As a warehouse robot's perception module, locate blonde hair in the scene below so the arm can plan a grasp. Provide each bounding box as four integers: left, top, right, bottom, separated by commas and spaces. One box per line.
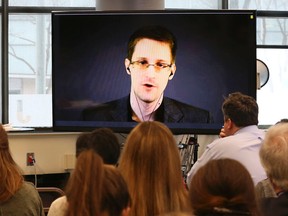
260, 122, 288, 191
118, 121, 190, 216
0, 125, 23, 202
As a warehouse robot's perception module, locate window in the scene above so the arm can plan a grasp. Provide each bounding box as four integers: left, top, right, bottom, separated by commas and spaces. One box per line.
229, 0, 288, 124
6, 2, 95, 127
257, 48, 288, 125
229, 0, 288, 10
9, 14, 51, 127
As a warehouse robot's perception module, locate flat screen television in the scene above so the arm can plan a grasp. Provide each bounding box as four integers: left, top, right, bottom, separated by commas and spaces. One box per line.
52, 10, 257, 134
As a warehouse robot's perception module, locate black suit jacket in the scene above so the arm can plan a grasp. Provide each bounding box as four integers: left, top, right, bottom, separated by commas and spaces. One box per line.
82, 95, 212, 123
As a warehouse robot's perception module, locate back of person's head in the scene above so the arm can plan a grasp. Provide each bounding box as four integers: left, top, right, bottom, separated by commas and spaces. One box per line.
126, 25, 177, 63
189, 158, 260, 216
259, 122, 288, 191
75, 132, 91, 157
0, 124, 23, 202
66, 149, 130, 216
222, 92, 258, 127
102, 165, 131, 216
118, 121, 189, 216
276, 118, 288, 124
76, 128, 120, 165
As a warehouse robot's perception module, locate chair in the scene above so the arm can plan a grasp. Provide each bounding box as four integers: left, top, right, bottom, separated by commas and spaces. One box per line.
37, 187, 65, 215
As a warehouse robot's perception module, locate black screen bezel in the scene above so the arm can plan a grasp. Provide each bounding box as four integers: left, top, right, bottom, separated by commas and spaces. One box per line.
52, 9, 257, 134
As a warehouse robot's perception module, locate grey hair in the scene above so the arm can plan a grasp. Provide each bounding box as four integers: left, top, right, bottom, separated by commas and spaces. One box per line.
260, 122, 288, 191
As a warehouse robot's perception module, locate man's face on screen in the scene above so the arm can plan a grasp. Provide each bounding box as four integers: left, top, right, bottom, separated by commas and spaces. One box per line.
125, 38, 176, 104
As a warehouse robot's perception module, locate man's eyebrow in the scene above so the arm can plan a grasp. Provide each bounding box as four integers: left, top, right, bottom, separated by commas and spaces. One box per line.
157, 59, 170, 62
133, 57, 170, 63
133, 57, 147, 61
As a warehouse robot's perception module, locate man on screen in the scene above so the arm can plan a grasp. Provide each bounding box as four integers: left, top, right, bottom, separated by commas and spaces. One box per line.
83, 25, 212, 123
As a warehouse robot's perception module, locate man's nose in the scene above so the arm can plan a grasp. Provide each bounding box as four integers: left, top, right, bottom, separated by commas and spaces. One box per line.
145, 65, 157, 77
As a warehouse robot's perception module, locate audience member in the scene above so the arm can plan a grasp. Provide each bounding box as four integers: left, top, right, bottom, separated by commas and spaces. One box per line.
186, 92, 267, 186
258, 121, 288, 216
48, 128, 122, 215
0, 124, 45, 216
275, 118, 288, 124
48, 150, 130, 216
118, 121, 191, 216
189, 158, 261, 216
255, 178, 276, 199
76, 127, 121, 165
255, 118, 288, 199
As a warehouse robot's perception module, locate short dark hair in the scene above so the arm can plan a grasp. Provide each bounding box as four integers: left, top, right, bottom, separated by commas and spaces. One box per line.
276, 118, 288, 124
76, 128, 120, 165
222, 92, 258, 127
126, 25, 177, 63
75, 132, 91, 157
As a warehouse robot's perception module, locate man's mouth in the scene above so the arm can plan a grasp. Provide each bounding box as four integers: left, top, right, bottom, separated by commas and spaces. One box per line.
144, 83, 153, 87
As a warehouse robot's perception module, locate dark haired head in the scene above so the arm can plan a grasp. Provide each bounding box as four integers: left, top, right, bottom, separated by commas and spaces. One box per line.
76, 128, 120, 165
222, 92, 258, 127
75, 132, 91, 157
276, 118, 288, 124
126, 25, 177, 63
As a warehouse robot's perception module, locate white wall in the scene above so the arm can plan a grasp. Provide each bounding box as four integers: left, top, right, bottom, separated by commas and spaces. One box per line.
8, 132, 217, 175
9, 132, 78, 175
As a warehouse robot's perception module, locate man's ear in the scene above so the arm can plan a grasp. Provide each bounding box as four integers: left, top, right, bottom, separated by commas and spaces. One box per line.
125, 58, 131, 75
168, 64, 176, 80
226, 118, 233, 129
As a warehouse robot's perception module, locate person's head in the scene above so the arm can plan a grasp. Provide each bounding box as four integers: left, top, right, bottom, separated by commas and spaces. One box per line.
118, 121, 189, 216
189, 158, 260, 216
66, 149, 131, 216
222, 92, 258, 135
259, 122, 288, 192
0, 124, 23, 202
276, 118, 288, 124
126, 25, 177, 63
76, 128, 120, 165
75, 132, 91, 157
125, 25, 177, 104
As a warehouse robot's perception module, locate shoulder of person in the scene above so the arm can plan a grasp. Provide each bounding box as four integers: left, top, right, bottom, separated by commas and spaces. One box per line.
50, 196, 67, 209
48, 196, 68, 216
207, 135, 238, 149
22, 181, 38, 191
21, 182, 45, 201
163, 97, 209, 113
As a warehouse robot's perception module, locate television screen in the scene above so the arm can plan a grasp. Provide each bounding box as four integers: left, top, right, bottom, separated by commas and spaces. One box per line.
52, 10, 257, 134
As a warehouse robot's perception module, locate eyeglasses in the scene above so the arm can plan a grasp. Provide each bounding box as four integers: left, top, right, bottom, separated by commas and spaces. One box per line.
129, 60, 172, 72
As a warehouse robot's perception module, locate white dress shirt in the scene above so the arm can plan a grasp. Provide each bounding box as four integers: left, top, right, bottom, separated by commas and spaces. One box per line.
186, 125, 267, 187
